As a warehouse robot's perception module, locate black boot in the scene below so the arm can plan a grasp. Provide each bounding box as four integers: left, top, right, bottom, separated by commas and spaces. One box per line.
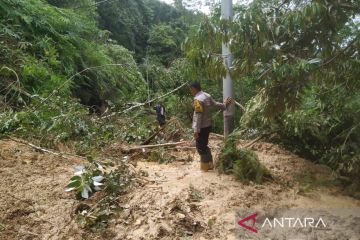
200, 152, 213, 171
206, 150, 214, 170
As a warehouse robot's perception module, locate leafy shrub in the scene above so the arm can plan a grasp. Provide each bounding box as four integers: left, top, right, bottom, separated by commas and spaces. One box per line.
218, 135, 270, 184
66, 158, 105, 199
232, 149, 270, 184
67, 157, 136, 230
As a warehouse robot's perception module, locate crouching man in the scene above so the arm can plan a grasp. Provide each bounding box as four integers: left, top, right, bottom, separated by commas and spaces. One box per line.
190, 82, 232, 171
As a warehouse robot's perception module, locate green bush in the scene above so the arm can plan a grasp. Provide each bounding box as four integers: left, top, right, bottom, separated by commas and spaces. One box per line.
218, 136, 270, 184
232, 149, 270, 184
240, 85, 360, 180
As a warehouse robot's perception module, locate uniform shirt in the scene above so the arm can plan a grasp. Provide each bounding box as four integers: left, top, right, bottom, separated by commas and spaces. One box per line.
154, 104, 166, 126
154, 104, 165, 118
192, 91, 226, 133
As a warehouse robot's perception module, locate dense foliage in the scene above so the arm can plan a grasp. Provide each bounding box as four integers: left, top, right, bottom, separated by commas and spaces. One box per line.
185, 0, 360, 180
0, 0, 147, 109
96, 0, 202, 62
0, 0, 200, 146
0, 0, 359, 193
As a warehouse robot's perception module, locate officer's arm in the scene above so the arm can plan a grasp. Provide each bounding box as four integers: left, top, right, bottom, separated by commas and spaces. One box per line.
210, 97, 227, 111
193, 100, 203, 133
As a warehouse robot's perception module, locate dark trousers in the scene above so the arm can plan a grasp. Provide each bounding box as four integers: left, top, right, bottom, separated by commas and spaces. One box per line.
157, 116, 166, 126
196, 126, 212, 155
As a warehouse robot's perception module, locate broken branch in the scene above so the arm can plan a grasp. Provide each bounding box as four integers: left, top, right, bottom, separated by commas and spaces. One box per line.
234, 100, 246, 111
124, 141, 189, 153
6, 137, 85, 160
242, 136, 263, 149
102, 82, 188, 119
210, 132, 224, 138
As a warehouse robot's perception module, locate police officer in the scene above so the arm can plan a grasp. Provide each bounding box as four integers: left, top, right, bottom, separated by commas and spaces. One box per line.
154, 102, 166, 126
190, 82, 232, 171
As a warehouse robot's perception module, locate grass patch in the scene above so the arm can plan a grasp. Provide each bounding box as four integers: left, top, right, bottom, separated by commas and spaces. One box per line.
148, 148, 176, 164
189, 184, 203, 202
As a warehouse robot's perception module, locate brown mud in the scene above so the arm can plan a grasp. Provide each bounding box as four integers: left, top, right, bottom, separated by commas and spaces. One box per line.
0, 137, 359, 239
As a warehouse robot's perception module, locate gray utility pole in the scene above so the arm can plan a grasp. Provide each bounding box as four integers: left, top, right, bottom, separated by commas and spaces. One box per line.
221, 0, 235, 138
144, 56, 150, 101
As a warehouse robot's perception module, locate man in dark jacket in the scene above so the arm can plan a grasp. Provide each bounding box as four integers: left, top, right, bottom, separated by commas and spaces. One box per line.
154, 102, 166, 126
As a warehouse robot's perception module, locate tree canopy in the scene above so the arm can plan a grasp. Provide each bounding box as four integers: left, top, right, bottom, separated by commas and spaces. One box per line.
185, 0, 360, 176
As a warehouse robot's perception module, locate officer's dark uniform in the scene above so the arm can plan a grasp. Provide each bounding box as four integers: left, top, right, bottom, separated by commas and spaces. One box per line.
154, 104, 166, 126
192, 91, 226, 168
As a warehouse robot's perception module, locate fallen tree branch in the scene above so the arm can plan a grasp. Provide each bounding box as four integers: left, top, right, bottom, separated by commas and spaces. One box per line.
242, 136, 263, 149
141, 126, 166, 145
210, 132, 224, 138
234, 100, 246, 111
170, 146, 196, 150
140, 117, 178, 145
122, 81, 188, 111
319, 35, 359, 68
124, 141, 189, 153
102, 82, 188, 119
5, 137, 85, 160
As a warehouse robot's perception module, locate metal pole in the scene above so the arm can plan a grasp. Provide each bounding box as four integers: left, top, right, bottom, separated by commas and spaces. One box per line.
145, 56, 150, 101
221, 0, 235, 138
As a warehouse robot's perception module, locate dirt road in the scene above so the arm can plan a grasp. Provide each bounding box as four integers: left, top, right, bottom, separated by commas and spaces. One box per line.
0, 137, 359, 239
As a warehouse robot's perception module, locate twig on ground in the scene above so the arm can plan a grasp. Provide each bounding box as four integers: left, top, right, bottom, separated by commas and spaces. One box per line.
242, 136, 263, 148
210, 132, 224, 138
171, 146, 196, 150
124, 141, 189, 153
141, 126, 166, 145
5, 137, 86, 160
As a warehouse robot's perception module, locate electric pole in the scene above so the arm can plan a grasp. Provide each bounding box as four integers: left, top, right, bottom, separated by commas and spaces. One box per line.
221, 0, 235, 138
144, 56, 150, 102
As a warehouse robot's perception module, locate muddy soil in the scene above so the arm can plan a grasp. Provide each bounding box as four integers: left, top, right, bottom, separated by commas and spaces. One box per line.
0, 137, 359, 240
0, 139, 83, 239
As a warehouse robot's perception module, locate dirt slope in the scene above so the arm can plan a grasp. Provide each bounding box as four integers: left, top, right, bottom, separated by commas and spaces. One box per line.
0, 137, 359, 240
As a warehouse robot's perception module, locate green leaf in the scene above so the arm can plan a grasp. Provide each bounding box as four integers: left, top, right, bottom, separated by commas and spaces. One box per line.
67, 179, 81, 188
70, 175, 81, 181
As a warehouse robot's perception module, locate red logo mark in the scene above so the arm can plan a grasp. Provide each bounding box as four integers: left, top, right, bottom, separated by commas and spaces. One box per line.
237, 213, 258, 233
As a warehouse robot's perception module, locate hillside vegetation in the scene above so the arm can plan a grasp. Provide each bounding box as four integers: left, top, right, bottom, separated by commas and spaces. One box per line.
0, 0, 360, 238
0, 0, 360, 184
185, 0, 360, 181
0, 0, 359, 212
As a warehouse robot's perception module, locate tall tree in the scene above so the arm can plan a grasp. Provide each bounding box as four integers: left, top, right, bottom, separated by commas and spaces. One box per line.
97, 0, 152, 60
